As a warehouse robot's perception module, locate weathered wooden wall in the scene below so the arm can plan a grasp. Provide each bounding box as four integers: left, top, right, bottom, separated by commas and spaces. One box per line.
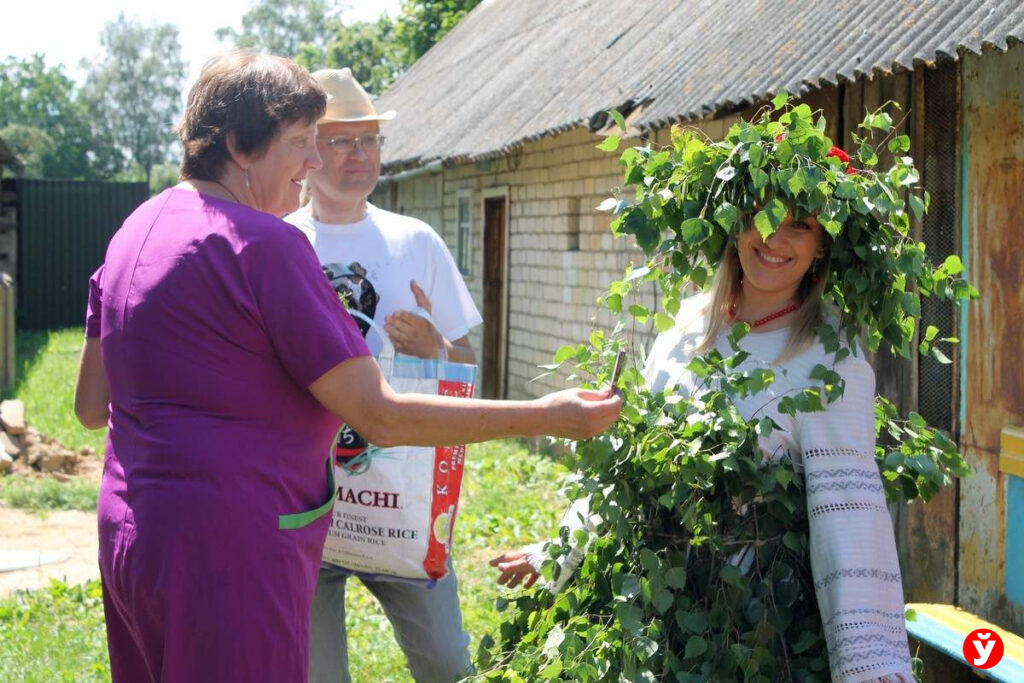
849, 63, 964, 606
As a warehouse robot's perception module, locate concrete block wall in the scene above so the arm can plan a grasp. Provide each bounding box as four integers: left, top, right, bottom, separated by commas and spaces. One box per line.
392, 172, 444, 237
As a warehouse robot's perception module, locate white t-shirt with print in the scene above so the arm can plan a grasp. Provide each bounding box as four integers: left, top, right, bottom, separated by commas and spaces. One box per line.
285, 203, 482, 356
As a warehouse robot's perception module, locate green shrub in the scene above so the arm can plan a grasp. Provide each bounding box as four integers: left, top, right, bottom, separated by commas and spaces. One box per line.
4, 328, 107, 456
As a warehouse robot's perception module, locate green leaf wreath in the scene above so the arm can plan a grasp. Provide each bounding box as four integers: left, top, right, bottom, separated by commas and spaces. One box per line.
477, 95, 976, 682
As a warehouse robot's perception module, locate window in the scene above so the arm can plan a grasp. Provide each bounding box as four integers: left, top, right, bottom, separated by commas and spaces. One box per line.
456, 193, 472, 275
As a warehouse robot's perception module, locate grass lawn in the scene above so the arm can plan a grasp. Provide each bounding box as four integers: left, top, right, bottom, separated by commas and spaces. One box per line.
2, 327, 108, 455
0, 475, 98, 512
0, 580, 111, 682
344, 439, 569, 680
0, 439, 568, 681
0, 328, 105, 512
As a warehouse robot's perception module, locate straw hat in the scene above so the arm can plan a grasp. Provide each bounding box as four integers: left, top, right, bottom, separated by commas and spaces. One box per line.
312, 68, 396, 123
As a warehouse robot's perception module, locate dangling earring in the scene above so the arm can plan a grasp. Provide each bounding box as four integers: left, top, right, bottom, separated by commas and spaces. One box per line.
244, 167, 252, 189
810, 259, 820, 283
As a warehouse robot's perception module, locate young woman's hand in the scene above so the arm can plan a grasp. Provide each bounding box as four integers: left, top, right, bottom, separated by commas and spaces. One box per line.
489, 549, 541, 589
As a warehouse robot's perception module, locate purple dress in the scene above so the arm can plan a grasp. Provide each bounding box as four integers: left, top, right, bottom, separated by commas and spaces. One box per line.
86, 188, 369, 682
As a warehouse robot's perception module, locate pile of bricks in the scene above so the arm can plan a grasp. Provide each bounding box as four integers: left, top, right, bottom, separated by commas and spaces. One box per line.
0, 399, 96, 479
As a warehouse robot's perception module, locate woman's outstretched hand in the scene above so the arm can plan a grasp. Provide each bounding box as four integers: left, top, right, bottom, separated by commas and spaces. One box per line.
535, 388, 622, 440
489, 550, 541, 589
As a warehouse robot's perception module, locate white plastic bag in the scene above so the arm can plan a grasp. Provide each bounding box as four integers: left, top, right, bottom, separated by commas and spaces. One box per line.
320, 311, 477, 583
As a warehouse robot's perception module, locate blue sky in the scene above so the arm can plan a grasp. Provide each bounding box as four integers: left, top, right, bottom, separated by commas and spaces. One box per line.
1, 0, 401, 87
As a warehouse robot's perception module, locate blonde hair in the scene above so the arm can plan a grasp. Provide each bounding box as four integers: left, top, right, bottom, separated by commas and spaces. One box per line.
696, 238, 831, 364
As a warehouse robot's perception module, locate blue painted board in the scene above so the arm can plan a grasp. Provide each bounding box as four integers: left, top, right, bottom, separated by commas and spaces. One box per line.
1007, 476, 1024, 608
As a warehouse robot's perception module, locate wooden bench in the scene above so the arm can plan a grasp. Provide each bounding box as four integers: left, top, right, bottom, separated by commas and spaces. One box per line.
905, 603, 1024, 681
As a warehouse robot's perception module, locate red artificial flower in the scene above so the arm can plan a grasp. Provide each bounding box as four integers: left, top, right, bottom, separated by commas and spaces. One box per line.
827, 145, 856, 174
827, 146, 851, 163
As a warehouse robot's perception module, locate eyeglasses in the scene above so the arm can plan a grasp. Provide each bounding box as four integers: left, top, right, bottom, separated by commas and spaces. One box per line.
317, 134, 386, 154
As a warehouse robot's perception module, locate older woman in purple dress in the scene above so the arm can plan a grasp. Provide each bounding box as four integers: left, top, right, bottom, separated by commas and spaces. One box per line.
73, 51, 620, 683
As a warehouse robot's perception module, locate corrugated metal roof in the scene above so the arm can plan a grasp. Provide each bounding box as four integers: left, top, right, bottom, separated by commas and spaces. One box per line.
375, 0, 1024, 170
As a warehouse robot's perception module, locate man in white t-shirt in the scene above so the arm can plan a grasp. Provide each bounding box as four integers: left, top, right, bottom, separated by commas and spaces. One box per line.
285, 68, 481, 683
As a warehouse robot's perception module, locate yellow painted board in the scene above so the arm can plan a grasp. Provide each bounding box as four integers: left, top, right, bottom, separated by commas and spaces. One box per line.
908, 603, 1024, 664
1000, 426, 1024, 477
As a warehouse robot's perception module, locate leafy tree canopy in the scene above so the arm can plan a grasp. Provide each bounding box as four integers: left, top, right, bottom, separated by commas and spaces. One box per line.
216, 0, 344, 60
81, 13, 187, 184
331, 17, 401, 92
2, 0, 481, 180
0, 55, 109, 179
218, 0, 402, 94
218, 0, 482, 94
395, 0, 483, 61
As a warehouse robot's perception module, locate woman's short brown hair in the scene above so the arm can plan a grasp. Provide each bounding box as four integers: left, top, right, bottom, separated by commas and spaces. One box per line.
177, 51, 326, 181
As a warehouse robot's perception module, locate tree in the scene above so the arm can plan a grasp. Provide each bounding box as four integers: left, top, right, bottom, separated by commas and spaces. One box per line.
148, 162, 181, 196
218, 0, 404, 96
394, 0, 482, 61
0, 124, 54, 178
0, 55, 106, 179
82, 14, 186, 184
217, 0, 344, 59
297, 17, 405, 95
216, 0, 480, 97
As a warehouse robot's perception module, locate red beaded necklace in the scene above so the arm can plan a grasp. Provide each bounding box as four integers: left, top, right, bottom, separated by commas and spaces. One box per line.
728, 301, 800, 327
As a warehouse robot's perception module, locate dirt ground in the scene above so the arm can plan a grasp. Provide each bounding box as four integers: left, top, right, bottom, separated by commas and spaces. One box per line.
0, 507, 99, 598
0, 460, 102, 599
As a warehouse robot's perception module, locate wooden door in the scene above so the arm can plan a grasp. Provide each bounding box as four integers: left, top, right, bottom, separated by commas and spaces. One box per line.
481, 196, 507, 399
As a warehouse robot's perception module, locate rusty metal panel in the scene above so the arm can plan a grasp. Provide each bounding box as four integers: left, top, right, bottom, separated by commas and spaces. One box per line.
960, 42, 1024, 634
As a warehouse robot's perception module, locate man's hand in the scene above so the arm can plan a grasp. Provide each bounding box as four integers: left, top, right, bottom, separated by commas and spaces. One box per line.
384, 281, 476, 363
384, 281, 441, 358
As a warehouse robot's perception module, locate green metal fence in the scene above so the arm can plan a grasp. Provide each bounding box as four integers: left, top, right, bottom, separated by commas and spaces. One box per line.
16, 178, 148, 330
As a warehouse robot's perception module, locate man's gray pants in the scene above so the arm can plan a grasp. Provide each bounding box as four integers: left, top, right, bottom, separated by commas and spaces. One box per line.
308, 564, 473, 683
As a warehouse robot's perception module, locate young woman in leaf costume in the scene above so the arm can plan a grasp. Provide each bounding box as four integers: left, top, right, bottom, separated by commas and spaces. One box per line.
485, 96, 973, 682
